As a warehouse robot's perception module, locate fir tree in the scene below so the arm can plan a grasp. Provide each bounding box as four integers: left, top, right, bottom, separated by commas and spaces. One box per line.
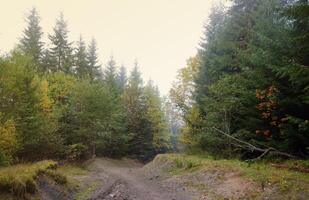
75, 36, 88, 78
19, 7, 44, 69
144, 80, 170, 154
87, 38, 101, 80
117, 64, 127, 91
48, 13, 74, 74
104, 56, 118, 87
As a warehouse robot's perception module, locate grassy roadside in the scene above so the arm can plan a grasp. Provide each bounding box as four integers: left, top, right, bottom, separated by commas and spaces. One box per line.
0, 159, 98, 200
0, 160, 81, 199
154, 154, 309, 199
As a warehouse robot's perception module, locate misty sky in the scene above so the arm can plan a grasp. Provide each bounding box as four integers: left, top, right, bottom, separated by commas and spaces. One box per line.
0, 0, 214, 95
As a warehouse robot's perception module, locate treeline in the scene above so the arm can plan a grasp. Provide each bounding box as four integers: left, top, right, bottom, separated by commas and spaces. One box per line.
171, 0, 309, 158
0, 8, 170, 165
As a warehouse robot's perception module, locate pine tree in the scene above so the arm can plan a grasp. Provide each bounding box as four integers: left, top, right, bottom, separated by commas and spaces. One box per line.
19, 7, 44, 69
87, 38, 101, 80
48, 13, 74, 74
75, 36, 88, 78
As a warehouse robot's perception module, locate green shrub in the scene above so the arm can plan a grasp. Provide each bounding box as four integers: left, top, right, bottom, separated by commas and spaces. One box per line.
0, 151, 9, 167
65, 143, 88, 161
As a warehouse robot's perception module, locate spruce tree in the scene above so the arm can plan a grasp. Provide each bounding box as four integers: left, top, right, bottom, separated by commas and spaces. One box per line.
122, 62, 146, 157
41, 49, 55, 73
193, 0, 265, 156
104, 56, 118, 88
144, 80, 170, 155
75, 36, 88, 78
48, 13, 74, 74
87, 38, 101, 80
19, 7, 44, 69
117, 64, 127, 91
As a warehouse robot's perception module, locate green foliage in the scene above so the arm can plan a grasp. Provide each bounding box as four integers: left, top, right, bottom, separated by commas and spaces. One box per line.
70, 79, 128, 157
75, 36, 89, 79
86, 38, 101, 81
65, 143, 88, 162
0, 53, 62, 160
0, 151, 9, 167
117, 65, 127, 91
178, 0, 309, 158
123, 64, 171, 160
144, 81, 171, 153
0, 115, 17, 165
48, 13, 74, 73
19, 7, 44, 69
0, 8, 175, 163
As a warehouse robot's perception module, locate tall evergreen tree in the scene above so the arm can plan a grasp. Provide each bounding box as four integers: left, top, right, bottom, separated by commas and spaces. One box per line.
87, 38, 101, 80
19, 7, 44, 69
75, 36, 88, 78
122, 62, 148, 158
41, 49, 55, 73
104, 56, 118, 89
117, 64, 127, 91
192, 0, 267, 156
48, 13, 74, 74
144, 80, 170, 154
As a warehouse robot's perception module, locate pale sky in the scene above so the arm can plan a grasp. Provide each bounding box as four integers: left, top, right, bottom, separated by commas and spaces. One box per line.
0, 0, 214, 94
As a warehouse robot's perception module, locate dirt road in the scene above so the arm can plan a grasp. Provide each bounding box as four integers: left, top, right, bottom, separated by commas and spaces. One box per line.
81, 158, 193, 200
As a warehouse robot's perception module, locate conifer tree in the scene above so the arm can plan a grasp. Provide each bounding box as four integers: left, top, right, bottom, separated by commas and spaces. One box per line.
192, 1, 266, 156
87, 38, 101, 80
48, 13, 74, 74
19, 7, 44, 69
75, 36, 88, 78
41, 49, 55, 73
104, 56, 118, 88
144, 80, 170, 154
117, 64, 127, 91
122, 62, 148, 158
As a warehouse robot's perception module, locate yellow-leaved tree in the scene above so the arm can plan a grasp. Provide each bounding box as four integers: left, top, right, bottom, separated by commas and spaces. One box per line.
0, 113, 18, 165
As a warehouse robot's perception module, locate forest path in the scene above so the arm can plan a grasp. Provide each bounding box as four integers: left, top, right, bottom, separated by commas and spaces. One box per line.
82, 157, 193, 200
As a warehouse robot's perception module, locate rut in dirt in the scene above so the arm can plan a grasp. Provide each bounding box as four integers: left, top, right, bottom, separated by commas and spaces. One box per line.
85, 158, 192, 200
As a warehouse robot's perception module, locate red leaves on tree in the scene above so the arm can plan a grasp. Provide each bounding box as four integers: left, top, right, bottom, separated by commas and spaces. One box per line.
255, 85, 283, 137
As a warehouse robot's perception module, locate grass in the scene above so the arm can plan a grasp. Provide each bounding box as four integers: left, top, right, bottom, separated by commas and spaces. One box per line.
0, 160, 66, 198
156, 154, 309, 198
57, 163, 96, 200
74, 182, 98, 200
57, 164, 88, 177
57, 164, 89, 188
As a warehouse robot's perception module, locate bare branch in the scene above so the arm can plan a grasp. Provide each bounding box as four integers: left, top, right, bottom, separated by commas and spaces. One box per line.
212, 127, 295, 160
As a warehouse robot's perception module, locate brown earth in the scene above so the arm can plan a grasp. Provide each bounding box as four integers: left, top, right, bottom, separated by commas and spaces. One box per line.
37, 156, 308, 200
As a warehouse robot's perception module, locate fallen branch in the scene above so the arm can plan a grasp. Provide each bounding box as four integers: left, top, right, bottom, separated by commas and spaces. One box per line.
212, 127, 295, 160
